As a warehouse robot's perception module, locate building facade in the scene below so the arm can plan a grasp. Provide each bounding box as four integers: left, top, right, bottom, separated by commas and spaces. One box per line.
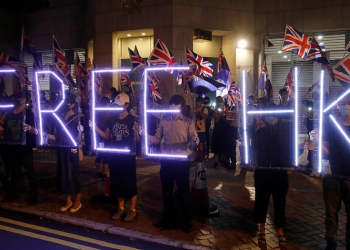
1, 0, 350, 103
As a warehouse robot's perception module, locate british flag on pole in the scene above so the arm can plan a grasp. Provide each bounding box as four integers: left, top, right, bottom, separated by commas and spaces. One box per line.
53, 36, 76, 87
120, 72, 134, 96
128, 46, 146, 72
284, 65, 294, 98
186, 47, 214, 78
0, 51, 30, 86
332, 54, 350, 88
148, 39, 177, 74
306, 37, 335, 84
149, 72, 162, 101
282, 25, 311, 59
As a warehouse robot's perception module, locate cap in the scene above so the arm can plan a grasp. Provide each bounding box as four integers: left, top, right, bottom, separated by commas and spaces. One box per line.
114, 92, 129, 106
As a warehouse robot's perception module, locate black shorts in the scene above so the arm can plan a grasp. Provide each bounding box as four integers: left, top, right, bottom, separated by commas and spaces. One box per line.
95, 151, 110, 164
109, 154, 137, 200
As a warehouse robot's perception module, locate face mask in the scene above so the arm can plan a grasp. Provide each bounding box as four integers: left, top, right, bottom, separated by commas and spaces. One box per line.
281, 96, 288, 101
339, 104, 350, 116
169, 104, 181, 111
216, 102, 224, 109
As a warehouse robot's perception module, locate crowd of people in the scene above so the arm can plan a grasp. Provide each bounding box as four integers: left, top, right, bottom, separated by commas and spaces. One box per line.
0, 84, 349, 249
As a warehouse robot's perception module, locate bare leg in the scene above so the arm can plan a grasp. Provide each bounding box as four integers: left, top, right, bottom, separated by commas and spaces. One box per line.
118, 197, 125, 209
130, 195, 137, 210
102, 164, 108, 175
72, 193, 81, 209
64, 195, 72, 207
260, 223, 265, 234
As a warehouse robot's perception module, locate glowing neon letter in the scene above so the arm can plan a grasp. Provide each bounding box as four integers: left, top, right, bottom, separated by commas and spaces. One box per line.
143, 67, 189, 158
91, 68, 132, 153
34, 71, 78, 146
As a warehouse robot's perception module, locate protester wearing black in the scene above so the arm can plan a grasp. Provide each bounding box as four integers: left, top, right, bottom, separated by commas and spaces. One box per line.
148, 95, 199, 233
95, 92, 139, 222
252, 98, 288, 247
43, 96, 82, 213
2, 92, 37, 204
203, 96, 212, 158
313, 89, 350, 250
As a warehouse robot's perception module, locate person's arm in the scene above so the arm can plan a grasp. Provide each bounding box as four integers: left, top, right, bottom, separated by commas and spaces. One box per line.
133, 121, 140, 142
188, 122, 199, 145
302, 85, 314, 102
148, 120, 163, 145
95, 125, 111, 141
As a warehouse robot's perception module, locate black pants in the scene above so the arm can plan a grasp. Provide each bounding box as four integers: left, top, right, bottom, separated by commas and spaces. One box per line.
0, 145, 11, 179
253, 169, 289, 228
160, 160, 192, 227
226, 127, 237, 166
9, 146, 37, 198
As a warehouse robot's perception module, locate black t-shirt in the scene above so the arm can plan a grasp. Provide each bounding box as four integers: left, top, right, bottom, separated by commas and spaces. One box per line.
107, 114, 136, 154
324, 115, 350, 176
3, 110, 25, 144
252, 114, 281, 167
25, 109, 36, 148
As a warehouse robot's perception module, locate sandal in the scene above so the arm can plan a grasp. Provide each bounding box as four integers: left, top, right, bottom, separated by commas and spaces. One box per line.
278, 235, 287, 246
258, 233, 266, 245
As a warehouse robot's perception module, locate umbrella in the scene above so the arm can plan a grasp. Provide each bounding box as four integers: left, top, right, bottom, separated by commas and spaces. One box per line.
187, 75, 226, 94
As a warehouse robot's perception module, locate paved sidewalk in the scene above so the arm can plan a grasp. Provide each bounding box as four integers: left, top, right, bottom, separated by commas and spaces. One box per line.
0, 149, 347, 250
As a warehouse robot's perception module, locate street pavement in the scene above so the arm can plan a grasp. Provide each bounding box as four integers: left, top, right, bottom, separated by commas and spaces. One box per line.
0, 149, 347, 250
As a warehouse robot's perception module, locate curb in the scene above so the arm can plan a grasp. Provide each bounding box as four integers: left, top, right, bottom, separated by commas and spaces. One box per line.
0, 203, 214, 250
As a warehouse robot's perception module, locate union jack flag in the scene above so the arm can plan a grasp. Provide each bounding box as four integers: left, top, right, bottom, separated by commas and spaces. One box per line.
284, 66, 294, 97
186, 47, 214, 78
148, 39, 177, 74
306, 37, 335, 84
0, 52, 30, 86
74, 52, 89, 99
227, 80, 242, 105
306, 37, 326, 63
74, 52, 89, 82
226, 93, 236, 106
149, 72, 162, 101
229, 80, 236, 91
22, 29, 42, 69
53, 36, 76, 87
120, 72, 134, 96
332, 54, 350, 88
258, 61, 268, 91
128, 46, 146, 72
282, 25, 311, 59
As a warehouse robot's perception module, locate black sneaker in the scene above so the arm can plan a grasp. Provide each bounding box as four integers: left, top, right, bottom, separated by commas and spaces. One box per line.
181, 223, 194, 233
325, 240, 337, 250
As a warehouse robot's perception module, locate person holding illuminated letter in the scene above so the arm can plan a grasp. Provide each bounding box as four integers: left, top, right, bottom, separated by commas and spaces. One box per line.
94, 92, 139, 222
148, 94, 199, 233
310, 89, 350, 250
